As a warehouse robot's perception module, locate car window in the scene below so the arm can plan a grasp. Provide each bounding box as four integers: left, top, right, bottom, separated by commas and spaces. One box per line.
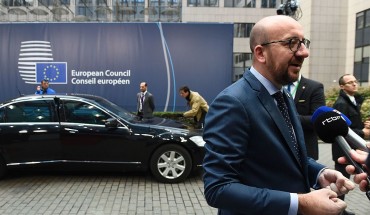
0, 107, 5, 122
93, 97, 136, 120
4, 100, 55, 123
62, 100, 110, 125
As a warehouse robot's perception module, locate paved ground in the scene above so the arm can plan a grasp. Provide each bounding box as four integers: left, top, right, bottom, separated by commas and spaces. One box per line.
0, 143, 369, 215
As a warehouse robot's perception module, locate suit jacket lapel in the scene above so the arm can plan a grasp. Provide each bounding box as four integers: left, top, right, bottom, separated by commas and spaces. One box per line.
294, 77, 306, 103
245, 71, 308, 181
291, 77, 309, 160
246, 72, 305, 167
285, 90, 308, 165
282, 90, 306, 166
254, 90, 307, 166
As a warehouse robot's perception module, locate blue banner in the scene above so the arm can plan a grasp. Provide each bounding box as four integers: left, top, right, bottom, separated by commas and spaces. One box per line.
0, 23, 233, 112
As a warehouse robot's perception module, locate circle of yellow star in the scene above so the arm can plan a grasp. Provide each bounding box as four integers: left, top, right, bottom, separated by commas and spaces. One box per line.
43, 64, 60, 82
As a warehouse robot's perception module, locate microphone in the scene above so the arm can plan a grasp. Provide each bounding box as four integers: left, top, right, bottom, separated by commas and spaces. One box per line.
346, 128, 370, 153
312, 106, 369, 152
311, 110, 348, 143
311, 106, 352, 126
311, 109, 370, 200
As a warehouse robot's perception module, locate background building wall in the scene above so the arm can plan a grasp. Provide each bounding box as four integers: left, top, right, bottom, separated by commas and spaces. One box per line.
299, 0, 348, 89
347, 0, 370, 87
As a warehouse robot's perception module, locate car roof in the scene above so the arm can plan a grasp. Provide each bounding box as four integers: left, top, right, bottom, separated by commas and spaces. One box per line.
3, 94, 103, 104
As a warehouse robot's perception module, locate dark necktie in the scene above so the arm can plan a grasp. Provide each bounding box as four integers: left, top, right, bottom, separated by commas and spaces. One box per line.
273, 91, 301, 162
140, 93, 145, 110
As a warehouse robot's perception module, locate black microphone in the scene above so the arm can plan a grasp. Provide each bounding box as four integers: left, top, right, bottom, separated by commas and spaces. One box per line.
312, 106, 369, 152
311, 110, 348, 143
311, 110, 370, 200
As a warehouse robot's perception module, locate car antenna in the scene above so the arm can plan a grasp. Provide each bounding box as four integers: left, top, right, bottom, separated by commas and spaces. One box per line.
16, 85, 24, 96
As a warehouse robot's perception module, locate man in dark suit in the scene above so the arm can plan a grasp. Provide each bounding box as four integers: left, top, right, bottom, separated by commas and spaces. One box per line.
286, 75, 325, 160
202, 15, 354, 215
137, 82, 155, 119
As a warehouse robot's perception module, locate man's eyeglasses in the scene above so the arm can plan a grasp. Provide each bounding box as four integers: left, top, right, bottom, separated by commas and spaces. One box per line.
261, 38, 310, 53
343, 80, 358, 85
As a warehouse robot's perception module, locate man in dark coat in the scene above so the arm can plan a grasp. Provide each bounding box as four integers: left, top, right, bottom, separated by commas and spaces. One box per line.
286, 74, 325, 160
332, 74, 370, 215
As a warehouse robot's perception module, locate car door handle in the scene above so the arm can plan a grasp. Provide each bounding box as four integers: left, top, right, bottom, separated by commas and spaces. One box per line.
64, 128, 79, 133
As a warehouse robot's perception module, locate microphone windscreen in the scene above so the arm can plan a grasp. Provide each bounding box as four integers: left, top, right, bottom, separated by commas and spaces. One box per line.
311, 106, 333, 123
313, 111, 349, 143
311, 106, 352, 126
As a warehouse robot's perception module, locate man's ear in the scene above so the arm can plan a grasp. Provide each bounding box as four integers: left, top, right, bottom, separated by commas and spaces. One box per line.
253, 46, 266, 64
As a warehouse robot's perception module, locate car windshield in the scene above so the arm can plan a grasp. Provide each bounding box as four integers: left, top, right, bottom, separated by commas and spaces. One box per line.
88, 96, 137, 121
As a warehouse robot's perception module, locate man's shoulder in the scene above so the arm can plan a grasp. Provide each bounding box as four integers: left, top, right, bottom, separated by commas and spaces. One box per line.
301, 77, 323, 87
214, 79, 258, 104
333, 96, 348, 109
190, 91, 201, 98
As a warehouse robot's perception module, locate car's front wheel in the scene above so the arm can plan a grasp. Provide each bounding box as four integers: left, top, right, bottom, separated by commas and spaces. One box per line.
150, 144, 192, 183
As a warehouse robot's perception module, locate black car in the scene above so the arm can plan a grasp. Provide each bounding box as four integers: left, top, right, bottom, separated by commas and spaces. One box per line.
0, 94, 205, 183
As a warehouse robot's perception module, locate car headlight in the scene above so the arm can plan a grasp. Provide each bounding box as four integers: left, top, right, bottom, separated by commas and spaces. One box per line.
189, 136, 205, 147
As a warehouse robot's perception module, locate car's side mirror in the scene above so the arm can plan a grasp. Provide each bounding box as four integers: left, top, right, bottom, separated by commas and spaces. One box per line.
105, 118, 118, 128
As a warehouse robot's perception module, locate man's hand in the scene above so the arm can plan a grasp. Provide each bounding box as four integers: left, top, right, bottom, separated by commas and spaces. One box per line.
338, 149, 368, 167
298, 189, 346, 215
338, 149, 370, 192
346, 167, 369, 192
317, 169, 355, 196
362, 128, 370, 139
364, 120, 370, 129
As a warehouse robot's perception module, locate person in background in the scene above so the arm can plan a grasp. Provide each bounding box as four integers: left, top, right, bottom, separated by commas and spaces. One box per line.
285, 74, 325, 160
178, 86, 209, 129
202, 15, 355, 215
332, 74, 370, 214
136, 82, 155, 119
35, 79, 56, 95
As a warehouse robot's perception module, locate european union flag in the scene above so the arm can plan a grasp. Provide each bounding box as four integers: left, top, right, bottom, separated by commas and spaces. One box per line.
36, 62, 67, 84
